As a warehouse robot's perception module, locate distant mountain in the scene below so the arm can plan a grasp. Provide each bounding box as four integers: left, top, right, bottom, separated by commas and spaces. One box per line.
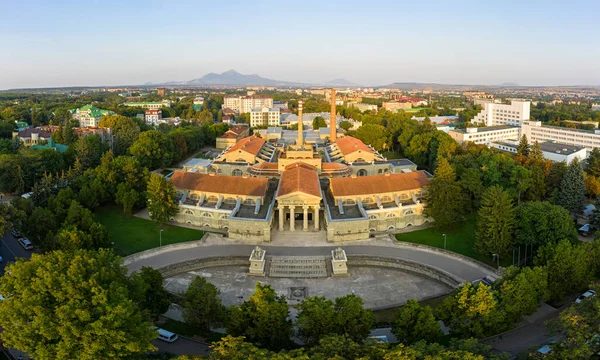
325, 78, 359, 87
183, 70, 304, 86
498, 82, 519, 87
381, 82, 489, 91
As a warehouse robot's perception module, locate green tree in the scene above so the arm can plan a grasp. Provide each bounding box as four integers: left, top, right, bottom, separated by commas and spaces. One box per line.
527, 164, 547, 201
312, 116, 327, 130
475, 186, 515, 257
535, 240, 595, 301
516, 134, 529, 157
459, 167, 484, 210
585, 148, 600, 178
74, 134, 108, 172
147, 173, 179, 226
130, 267, 172, 320
226, 283, 292, 351
497, 266, 549, 325
514, 201, 577, 247
557, 158, 586, 217
115, 182, 139, 215
425, 157, 468, 229
331, 293, 375, 343
296, 296, 335, 345
391, 299, 442, 345
436, 282, 504, 338
129, 130, 174, 169
98, 115, 141, 156
529, 141, 543, 162
510, 165, 532, 204
339, 120, 352, 131
0, 249, 156, 360
354, 123, 389, 151
182, 276, 224, 330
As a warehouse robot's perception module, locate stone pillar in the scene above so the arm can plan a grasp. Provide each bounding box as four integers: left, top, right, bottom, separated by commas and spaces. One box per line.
249, 246, 266, 276
290, 206, 295, 231
303, 206, 308, 231
278, 206, 285, 231
314, 206, 320, 231
331, 247, 348, 276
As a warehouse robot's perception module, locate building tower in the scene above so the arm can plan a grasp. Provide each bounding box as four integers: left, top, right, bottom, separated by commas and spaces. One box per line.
330, 89, 337, 142
297, 99, 303, 146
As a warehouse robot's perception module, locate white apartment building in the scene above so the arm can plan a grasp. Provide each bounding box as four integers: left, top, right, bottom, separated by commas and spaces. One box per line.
223, 95, 273, 114
144, 109, 162, 125
448, 125, 521, 145
123, 100, 171, 110
471, 100, 530, 127
250, 107, 280, 127
520, 121, 600, 152
273, 100, 288, 110
491, 140, 586, 163
70, 105, 115, 128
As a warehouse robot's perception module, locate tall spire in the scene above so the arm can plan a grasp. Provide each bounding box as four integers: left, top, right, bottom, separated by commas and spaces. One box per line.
330, 89, 337, 143
297, 99, 303, 146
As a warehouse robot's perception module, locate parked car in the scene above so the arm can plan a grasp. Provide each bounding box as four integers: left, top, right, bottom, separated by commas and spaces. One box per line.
472, 275, 498, 288
575, 289, 596, 304
538, 341, 556, 354
156, 328, 178, 343
10, 229, 21, 237
18, 237, 33, 250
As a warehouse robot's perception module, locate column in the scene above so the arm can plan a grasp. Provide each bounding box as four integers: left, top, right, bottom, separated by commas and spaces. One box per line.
290, 206, 295, 231
314, 206, 320, 231
303, 206, 308, 231
278, 206, 285, 231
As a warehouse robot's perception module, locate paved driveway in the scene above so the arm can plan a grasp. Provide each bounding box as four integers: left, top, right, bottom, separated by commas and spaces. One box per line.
127, 243, 494, 282
1, 231, 33, 273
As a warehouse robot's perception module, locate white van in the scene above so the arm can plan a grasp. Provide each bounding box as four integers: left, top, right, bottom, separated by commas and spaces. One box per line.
156, 328, 179, 343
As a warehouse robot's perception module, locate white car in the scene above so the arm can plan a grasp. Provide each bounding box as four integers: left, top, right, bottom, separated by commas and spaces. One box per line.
18, 237, 33, 250
575, 290, 596, 303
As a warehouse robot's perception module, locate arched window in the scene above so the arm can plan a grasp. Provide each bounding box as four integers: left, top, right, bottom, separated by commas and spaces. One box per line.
369, 215, 378, 220
189, 193, 199, 200
381, 195, 392, 203
342, 199, 356, 206
207, 196, 218, 202
224, 197, 237, 204
356, 158, 366, 163
404, 209, 414, 215
243, 198, 256, 205
399, 193, 409, 200
357, 169, 367, 176
235, 158, 246, 163
232, 169, 243, 177
386, 213, 397, 218
201, 212, 213, 218
185, 210, 194, 215
387, 226, 395, 230
378, 169, 384, 174
361, 197, 373, 204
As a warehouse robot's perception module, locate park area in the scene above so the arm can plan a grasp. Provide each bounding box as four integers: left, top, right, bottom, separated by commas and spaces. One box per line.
94, 206, 204, 256
395, 216, 509, 267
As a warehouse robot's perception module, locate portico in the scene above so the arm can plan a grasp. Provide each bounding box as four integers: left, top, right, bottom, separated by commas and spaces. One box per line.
275, 162, 323, 232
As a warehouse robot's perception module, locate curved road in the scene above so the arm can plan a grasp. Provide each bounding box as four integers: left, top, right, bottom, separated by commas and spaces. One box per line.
126, 244, 495, 282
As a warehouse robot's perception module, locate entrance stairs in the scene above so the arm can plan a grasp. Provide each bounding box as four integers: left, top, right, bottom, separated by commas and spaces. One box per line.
267, 256, 330, 278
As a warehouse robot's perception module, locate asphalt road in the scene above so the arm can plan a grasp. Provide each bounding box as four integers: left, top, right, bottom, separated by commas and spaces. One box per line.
152, 337, 211, 356
0, 231, 33, 273
127, 244, 495, 282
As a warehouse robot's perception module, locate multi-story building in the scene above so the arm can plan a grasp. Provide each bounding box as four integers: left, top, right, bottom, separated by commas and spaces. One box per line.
491, 140, 586, 163
382, 101, 412, 112
145, 109, 162, 125
70, 105, 115, 128
215, 125, 250, 149
273, 100, 288, 110
520, 120, 600, 152
223, 95, 273, 114
123, 100, 171, 110
348, 102, 378, 113
250, 107, 280, 127
157, 87, 166, 96
471, 100, 530, 127
448, 125, 521, 145
592, 104, 600, 111
13, 128, 52, 146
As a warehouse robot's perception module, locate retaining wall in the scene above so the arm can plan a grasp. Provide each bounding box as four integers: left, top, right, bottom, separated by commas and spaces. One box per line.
157, 256, 249, 278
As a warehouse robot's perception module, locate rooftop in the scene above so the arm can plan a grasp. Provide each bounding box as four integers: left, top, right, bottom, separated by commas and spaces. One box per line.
171, 171, 268, 197
277, 163, 322, 198
330, 171, 429, 197
452, 125, 519, 134
225, 136, 266, 156
335, 136, 375, 155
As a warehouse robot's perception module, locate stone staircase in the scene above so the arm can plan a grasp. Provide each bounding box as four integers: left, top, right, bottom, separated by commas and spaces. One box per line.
267, 256, 330, 278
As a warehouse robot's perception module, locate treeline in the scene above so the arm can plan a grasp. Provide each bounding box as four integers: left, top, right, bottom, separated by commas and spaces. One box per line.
532, 102, 600, 123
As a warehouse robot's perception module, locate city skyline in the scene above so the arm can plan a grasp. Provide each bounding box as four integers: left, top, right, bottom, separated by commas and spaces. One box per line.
1, 0, 600, 90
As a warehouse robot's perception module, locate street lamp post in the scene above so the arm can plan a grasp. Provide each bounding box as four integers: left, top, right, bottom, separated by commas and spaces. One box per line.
443, 233, 447, 249
160, 229, 164, 247
492, 253, 499, 267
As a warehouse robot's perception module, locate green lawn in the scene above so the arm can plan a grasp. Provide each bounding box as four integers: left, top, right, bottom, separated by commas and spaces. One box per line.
94, 206, 204, 256
394, 216, 509, 268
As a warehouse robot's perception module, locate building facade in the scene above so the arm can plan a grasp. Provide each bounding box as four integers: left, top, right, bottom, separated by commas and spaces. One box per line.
250, 107, 280, 127
449, 126, 521, 146
223, 95, 273, 114
491, 140, 586, 163
382, 101, 412, 112
123, 100, 171, 109
144, 109, 162, 125
70, 105, 115, 128
471, 100, 530, 127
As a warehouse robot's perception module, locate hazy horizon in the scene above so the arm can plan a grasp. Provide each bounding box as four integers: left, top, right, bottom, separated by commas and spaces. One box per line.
2, 0, 600, 90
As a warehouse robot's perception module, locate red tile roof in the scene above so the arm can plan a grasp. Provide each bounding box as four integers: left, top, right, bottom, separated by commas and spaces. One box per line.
170, 171, 268, 197
225, 136, 265, 156
335, 136, 374, 156
277, 162, 322, 198
229, 125, 248, 135
330, 171, 429, 197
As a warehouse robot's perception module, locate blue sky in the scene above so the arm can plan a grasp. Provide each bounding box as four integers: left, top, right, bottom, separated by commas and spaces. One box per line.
1, 0, 599, 89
